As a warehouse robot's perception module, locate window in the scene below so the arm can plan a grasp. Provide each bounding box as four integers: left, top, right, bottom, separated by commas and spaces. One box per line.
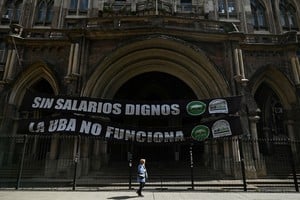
35, 0, 54, 26
0, 41, 7, 64
280, 0, 298, 30
251, 0, 267, 30
1, 0, 23, 24
180, 0, 192, 12
218, 0, 237, 18
69, 0, 89, 15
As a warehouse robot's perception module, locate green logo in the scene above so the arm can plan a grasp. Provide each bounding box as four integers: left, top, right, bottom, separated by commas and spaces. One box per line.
191, 125, 210, 141
186, 101, 206, 116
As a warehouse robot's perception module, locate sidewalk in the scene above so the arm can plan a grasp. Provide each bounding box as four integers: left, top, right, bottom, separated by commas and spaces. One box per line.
0, 190, 299, 200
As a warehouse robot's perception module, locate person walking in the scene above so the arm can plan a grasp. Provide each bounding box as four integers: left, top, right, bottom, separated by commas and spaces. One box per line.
136, 159, 148, 197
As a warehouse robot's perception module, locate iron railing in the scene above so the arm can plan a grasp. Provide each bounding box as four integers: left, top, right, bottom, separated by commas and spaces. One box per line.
0, 135, 299, 192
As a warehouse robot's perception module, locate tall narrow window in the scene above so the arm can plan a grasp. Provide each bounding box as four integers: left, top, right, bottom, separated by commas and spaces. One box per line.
1, 0, 23, 25
0, 41, 7, 64
35, 0, 54, 26
218, 0, 237, 18
180, 0, 192, 12
69, 0, 89, 15
251, 0, 267, 30
280, 0, 298, 30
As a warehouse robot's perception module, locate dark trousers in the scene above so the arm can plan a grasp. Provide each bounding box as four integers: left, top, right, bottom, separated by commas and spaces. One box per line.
137, 182, 145, 195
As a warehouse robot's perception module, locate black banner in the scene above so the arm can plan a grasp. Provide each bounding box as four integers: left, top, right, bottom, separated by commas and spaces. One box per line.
19, 115, 242, 143
20, 92, 242, 118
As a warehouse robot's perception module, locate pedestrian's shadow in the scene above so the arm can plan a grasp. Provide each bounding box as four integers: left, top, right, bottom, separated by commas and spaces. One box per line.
107, 195, 139, 199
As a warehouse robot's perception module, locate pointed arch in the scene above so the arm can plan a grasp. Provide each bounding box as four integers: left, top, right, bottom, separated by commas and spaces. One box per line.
251, 0, 268, 30
1, 0, 23, 24
35, 0, 54, 25
35, 0, 54, 26
82, 36, 230, 99
279, 0, 299, 30
8, 62, 59, 106
251, 66, 296, 110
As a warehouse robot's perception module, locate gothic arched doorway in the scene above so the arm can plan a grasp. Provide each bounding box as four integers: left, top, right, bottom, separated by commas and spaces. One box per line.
108, 72, 203, 162
255, 83, 286, 145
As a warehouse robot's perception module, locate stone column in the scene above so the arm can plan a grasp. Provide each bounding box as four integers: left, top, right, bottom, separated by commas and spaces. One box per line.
49, 135, 59, 160
45, 135, 59, 177
249, 115, 260, 161
263, 127, 272, 153
223, 139, 231, 175
286, 120, 297, 155
291, 57, 300, 85
3, 49, 17, 81
2, 49, 12, 81
99, 141, 108, 165
67, 44, 74, 76
231, 137, 241, 178
212, 140, 220, 170
203, 141, 210, 167
249, 115, 266, 176
233, 48, 241, 76
91, 139, 101, 170
81, 137, 90, 176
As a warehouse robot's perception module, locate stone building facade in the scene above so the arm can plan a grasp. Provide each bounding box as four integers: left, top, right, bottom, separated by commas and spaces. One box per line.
0, 0, 299, 179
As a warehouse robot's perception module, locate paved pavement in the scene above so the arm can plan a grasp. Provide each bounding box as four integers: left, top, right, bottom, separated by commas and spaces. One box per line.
0, 190, 299, 200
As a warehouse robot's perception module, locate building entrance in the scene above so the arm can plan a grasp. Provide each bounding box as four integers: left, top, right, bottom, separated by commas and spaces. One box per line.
108, 72, 200, 162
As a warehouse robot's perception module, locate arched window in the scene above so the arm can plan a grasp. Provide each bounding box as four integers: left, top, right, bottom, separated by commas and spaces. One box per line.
0, 41, 7, 64
35, 0, 54, 26
180, 0, 192, 12
218, 0, 237, 19
251, 0, 267, 30
1, 0, 23, 25
280, 0, 298, 30
69, 0, 89, 15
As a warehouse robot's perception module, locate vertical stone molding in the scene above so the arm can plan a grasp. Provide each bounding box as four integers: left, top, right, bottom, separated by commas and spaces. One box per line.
3, 49, 16, 81
286, 120, 297, 154
233, 48, 248, 82
249, 115, 261, 161
45, 135, 59, 177
67, 43, 80, 76
291, 57, 300, 85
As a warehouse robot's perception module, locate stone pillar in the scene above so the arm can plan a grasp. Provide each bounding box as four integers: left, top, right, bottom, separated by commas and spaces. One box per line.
45, 135, 59, 177
263, 127, 272, 153
249, 116, 260, 161
212, 140, 220, 170
99, 141, 108, 165
233, 48, 248, 82
238, 49, 246, 80
31, 135, 38, 156
223, 139, 231, 175
81, 137, 90, 176
67, 44, 74, 76
49, 135, 59, 160
291, 57, 300, 85
231, 137, 241, 178
286, 120, 297, 155
248, 115, 265, 177
174, 144, 179, 161
72, 136, 81, 177
65, 42, 80, 79
91, 139, 101, 170
72, 43, 79, 75
2, 49, 17, 81
55, 137, 75, 178
233, 48, 241, 76
203, 141, 210, 167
